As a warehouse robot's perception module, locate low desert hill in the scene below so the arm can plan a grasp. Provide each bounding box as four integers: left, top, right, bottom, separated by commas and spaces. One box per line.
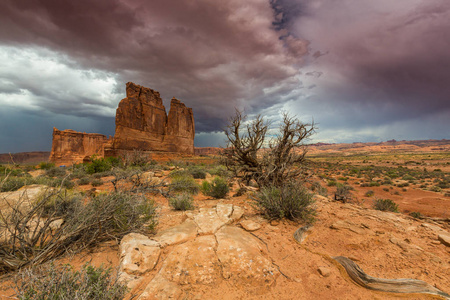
0, 151, 50, 165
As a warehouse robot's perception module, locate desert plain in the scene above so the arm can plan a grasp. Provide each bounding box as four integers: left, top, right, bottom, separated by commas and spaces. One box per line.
0, 139, 449, 299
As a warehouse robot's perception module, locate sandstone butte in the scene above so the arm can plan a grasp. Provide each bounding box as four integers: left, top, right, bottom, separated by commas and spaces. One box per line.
49, 82, 195, 165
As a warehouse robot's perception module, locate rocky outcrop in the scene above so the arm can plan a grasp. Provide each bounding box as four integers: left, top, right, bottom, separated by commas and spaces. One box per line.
49, 128, 111, 165
118, 204, 279, 299
50, 82, 195, 165
112, 82, 195, 155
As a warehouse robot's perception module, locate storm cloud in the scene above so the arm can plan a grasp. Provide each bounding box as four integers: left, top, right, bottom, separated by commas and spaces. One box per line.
0, 0, 448, 152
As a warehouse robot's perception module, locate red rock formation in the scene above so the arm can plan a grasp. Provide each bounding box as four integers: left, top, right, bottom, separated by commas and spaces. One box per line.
50, 82, 195, 165
194, 147, 222, 156
112, 82, 194, 154
49, 128, 111, 165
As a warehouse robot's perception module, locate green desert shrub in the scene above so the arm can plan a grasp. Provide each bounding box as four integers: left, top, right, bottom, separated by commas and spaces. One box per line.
335, 183, 352, 202
373, 198, 398, 212
409, 211, 423, 219
77, 177, 91, 185
85, 157, 113, 174
45, 166, 66, 178
0, 176, 27, 192
428, 186, 441, 192
402, 174, 415, 181
201, 177, 229, 199
91, 178, 103, 187
310, 181, 328, 197
252, 182, 315, 223
168, 169, 191, 178
93, 171, 112, 179
208, 165, 230, 178
436, 181, 450, 189
188, 166, 207, 179
48, 177, 75, 189
169, 174, 199, 195
38, 162, 55, 170
327, 180, 337, 187
364, 190, 374, 197
42, 190, 82, 217
169, 193, 195, 211
14, 263, 127, 300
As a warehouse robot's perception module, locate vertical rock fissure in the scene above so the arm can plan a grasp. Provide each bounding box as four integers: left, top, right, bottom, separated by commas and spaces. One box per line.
213, 231, 225, 279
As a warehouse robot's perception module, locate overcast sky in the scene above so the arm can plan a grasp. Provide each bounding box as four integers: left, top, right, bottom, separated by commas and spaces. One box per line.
0, 0, 449, 153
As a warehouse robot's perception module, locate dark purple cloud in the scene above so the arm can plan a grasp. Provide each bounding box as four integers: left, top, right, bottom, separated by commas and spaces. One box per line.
288, 0, 450, 142
0, 0, 449, 152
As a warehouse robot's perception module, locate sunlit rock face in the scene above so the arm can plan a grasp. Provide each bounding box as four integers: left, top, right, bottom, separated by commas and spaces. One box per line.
50, 82, 195, 165
112, 82, 195, 154
49, 128, 111, 165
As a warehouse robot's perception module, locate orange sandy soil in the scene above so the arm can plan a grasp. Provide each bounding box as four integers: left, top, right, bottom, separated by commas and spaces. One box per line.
2, 183, 448, 299
1, 143, 449, 299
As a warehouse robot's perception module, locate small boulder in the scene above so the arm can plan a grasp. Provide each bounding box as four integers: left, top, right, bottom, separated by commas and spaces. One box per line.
318, 266, 331, 277
240, 219, 261, 232
119, 233, 161, 276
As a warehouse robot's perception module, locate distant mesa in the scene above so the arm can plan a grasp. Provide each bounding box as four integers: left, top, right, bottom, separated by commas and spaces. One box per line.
49, 82, 195, 165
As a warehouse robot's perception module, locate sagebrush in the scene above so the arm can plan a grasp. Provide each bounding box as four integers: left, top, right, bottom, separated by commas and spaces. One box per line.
14, 263, 127, 300
201, 177, 229, 199
252, 182, 315, 223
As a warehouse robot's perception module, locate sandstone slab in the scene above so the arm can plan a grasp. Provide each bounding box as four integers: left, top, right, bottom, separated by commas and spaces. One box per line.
437, 233, 450, 247
119, 233, 161, 276
240, 219, 261, 232
158, 235, 220, 285
188, 207, 229, 235
215, 226, 279, 286
154, 219, 198, 247
139, 273, 182, 300
0, 185, 50, 211
330, 220, 366, 235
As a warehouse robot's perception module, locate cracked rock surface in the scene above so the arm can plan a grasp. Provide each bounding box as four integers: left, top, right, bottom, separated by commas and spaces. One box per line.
118, 204, 278, 299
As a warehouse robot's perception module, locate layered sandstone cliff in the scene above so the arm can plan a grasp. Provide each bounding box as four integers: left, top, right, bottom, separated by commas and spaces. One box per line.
49, 82, 195, 165
112, 82, 195, 154
49, 128, 111, 165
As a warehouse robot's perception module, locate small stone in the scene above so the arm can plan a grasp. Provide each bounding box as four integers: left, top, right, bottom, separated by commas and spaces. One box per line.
438, 233, 450, 247
240, 219, 261, 232
270, 220, 280, 226
230, 206, 244, 222
318, 266, 331, 277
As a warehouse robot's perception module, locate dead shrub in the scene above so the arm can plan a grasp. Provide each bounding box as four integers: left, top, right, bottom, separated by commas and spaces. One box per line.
0, 188, 157, 274
14, 263, 127, 300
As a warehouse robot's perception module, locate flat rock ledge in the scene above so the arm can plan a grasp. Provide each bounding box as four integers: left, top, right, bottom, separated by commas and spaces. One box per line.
119, 204, 278, 299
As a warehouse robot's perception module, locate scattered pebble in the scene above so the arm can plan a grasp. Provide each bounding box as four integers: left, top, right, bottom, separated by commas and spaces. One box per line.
318, 266, 331, 277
